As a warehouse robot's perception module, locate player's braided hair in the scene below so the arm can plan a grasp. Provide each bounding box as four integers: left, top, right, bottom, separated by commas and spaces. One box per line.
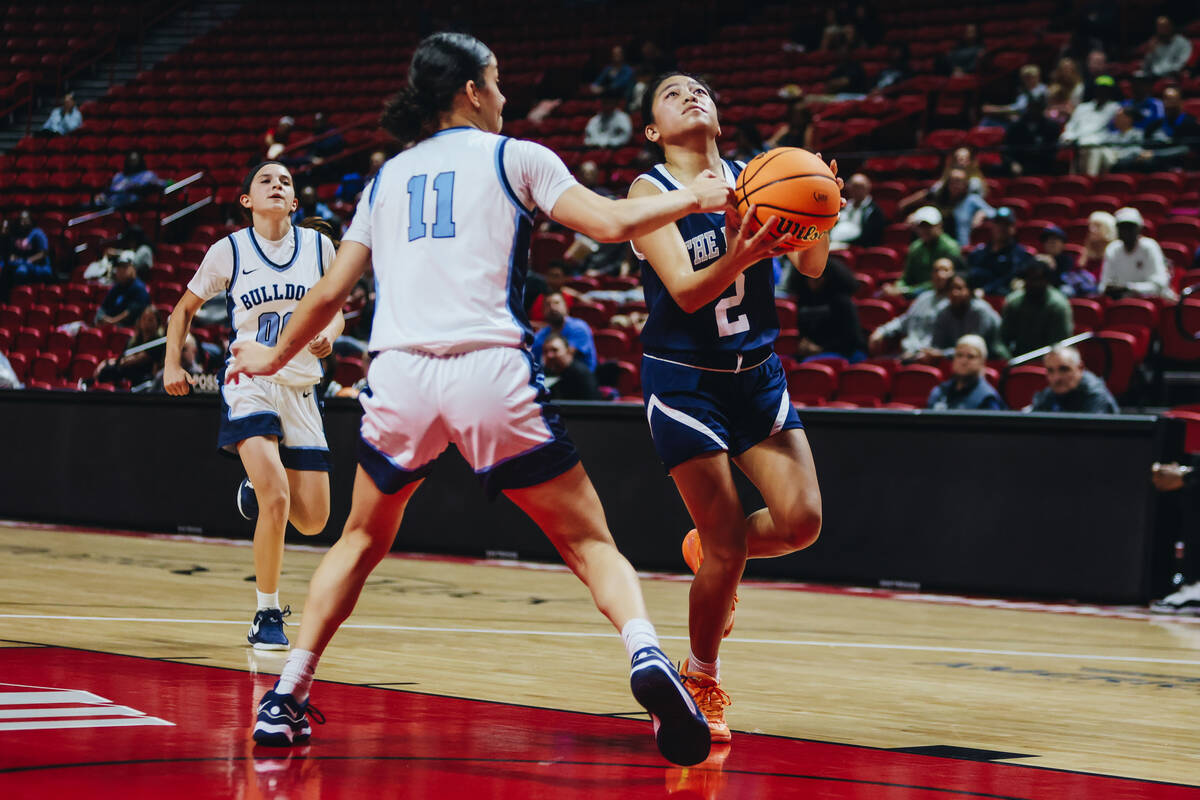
381, 32, 494, 144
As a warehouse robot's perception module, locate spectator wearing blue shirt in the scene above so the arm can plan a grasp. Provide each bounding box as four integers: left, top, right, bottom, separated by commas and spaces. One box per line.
931, 168, 993, 247
95, 256, 151, 326
967, 207, 1033, 295
41, 93, 82, 136
589, 45, 634, 99
292, 186, 336, 226
99, 151, 166, 210
1124, 72, 1165, 130
532, 291, 597, 371
4, 210, 52, 287
927, 334, 1006, 410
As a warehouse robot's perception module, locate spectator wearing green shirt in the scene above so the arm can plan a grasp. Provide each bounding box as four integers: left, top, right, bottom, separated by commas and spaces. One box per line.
885, 206, 961, 298
1000, 256, 1073, 357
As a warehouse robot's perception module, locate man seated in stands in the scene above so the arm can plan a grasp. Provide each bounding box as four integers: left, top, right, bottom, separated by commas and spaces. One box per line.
883, 206, 960, 298
926, 334, 1006, 410
2, 210, 52, 292
41, 93, 82, 137
787, 258, 867, 362
541, 333, 602, 401
95, 255, 150, 327
532, 291, 597, 371
583, 92, 632, 148
1029, 345, 1118, 413
829, 173, 886, 249
966, 207, 1032, 296
1144, 16, 1193, 78
292, 186, 338, 227
929, 271, 1009, 360
1100, 207, 1176, 301
1041, 225, 1098, 298
869, 257, 955, 361
98, 151, 166, 210
1000, 257, 1073, 357
1137, 87, 1199, 170
1060, 76, 1122, 176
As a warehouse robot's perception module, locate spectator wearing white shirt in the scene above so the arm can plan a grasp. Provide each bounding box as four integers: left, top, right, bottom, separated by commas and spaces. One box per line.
1097, 107, 1144, 173
583, 93, 632, 148
1100, 207, 1176, 301
41, 93, 82, 136
1144, 16, 1193, 78
1060, 76, 1122, 175
829, 173, 885, 248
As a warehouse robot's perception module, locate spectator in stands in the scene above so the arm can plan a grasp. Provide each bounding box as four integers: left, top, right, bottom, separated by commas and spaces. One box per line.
336, 149, 387, 203
95, 254, 150, 326
982, 65, 1048, 126
1000, 257, 1074, 357
1082, 48, 1109, 95
966, 207, 1032, 295
95, 304, 165, 388
869, 256, 956, 359
590, 45, 635, 98
117, 226, 154, 281
4, 210, 52, 287
900, 147, 987, 215
308, 112, 345, 162
1004, 97, 1063, 176
1060, 76, 1122, 175
1030, 345, 1118, 413
930, 272, 1009, 360
1144, 16, 1193, 78
1080, 210, 1116, 282
1124, 72, 1165, 131
1100, 207, 1175, 301
583, 93, 632, 148
766, 100, 814, 149
533, 291, 597, 370
787, 258, 866, 362
99, 151, 166, 210
926, 334, 1006, 410
942, 23, 984, 76
885, 206, 960, 297
292, 186, 336, 226
870, 42, 912, 94
152, 332, 205, 393
726, 122, 766, 163
1041, 225, 1097, 297
829, 172, 886, 249
1049, 57, 1085, 109
1098, 107, 1146, 173
825, 43, 868, 97
930, 167, 994, 247
1043, 83, 1074, 126
530, 262, 578, 324
541, 333, 602, 401
40, 93, 82, 137
264, 115, 294, 154
1137, 87, 1200, 170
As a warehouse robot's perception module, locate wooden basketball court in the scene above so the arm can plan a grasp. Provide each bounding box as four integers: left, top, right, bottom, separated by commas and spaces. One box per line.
0, 522, 1197, 798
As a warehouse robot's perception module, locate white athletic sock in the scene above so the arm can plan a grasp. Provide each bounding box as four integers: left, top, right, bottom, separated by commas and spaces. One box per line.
256, 590, 280, 610
276, 648, 319, 702
620, 618, 660, 661
686, 649, 720, 681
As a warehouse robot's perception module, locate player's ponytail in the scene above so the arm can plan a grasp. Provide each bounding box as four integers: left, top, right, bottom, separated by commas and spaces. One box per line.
381, 32, 494, 144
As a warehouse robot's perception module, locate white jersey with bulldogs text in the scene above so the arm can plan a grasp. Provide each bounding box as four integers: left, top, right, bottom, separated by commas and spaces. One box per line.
343, 126, 578, 355
188, 225, 336, 386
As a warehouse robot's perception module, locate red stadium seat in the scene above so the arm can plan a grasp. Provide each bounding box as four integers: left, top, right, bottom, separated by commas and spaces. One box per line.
1003, 365, 1047, 409
1069, 298, 1103, 334
854, 298, 895, 332
836, 363, 890, 403
68, 353, 100, 382
1093, 174, 1137, 197
0, 305, 22, 333
106, 326, 135, 356
889, 364, 942, 407
593, 328, 631, 361
786, 362, 837, 406
6, 352, 29, 382
30, 352, 62, 382
1104, 298, 1157, 330
774, 330, 800, 358
1047, 175, 1092, 199
1078, 330, 1139, 397
1159, 219, 1200, 247
856, 247, 902, 275
774, 298, 797, 329
1077, 195, 1121, 216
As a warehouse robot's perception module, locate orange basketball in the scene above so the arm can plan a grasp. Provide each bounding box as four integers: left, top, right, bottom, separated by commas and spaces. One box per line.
734, 148, 841, 249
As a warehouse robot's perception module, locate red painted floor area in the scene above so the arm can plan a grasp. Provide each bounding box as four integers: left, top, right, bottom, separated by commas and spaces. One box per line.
0, 647, 1195, 799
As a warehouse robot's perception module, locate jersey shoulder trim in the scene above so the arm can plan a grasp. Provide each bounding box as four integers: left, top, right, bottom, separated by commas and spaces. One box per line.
495, 136, 535, 220
227, 234, 240, 286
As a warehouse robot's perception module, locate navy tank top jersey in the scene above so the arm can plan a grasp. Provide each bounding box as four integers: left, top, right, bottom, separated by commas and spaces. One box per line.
632, 159, 779, 357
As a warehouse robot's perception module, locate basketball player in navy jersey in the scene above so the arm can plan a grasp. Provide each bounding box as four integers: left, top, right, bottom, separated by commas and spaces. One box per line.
629, 72, 838, 743
163, 161, 344, 650
226, 33, 746, 766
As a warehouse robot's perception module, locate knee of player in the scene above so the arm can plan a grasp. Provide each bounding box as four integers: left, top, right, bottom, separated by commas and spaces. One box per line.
292, 510, 328, 536
256, 482, 291, 519
780, 496, 822, 552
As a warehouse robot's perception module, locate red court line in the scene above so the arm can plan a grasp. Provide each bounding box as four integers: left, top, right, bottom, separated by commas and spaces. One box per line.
0, 645, 1195, 799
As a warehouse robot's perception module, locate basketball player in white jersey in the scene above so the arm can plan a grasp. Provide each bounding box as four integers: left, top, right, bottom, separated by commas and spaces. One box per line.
163, 161, 344, 650
228, 32, 742, 766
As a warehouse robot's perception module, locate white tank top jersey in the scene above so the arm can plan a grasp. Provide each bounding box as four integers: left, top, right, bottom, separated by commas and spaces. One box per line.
343, 126, 578, 355
187, 224, 336, 386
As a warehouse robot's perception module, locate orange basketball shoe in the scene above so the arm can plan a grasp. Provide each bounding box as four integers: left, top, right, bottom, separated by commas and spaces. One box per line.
681, 662, 732, 743
681, 529, 737, 638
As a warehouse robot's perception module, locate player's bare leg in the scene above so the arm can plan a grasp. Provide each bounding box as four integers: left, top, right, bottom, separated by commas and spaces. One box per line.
285, 468, 331, 536
238, 436, 292, 596
732, 428, 822, 559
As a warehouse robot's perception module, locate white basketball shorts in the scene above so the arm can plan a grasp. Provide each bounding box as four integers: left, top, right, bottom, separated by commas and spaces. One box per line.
218, 375, 330, 471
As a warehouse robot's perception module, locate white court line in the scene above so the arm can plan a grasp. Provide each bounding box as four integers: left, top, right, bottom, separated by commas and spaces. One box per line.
2, 613, 1199, 667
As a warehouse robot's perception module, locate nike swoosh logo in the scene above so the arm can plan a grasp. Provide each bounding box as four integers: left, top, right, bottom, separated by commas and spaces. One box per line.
243, 268, 258, 275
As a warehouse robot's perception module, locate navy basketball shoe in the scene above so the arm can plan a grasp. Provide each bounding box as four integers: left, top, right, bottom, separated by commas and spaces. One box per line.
253, 686, 324, 746
236, 477, 258, 521
629, 646, 712, 766
248, 606, 291, 650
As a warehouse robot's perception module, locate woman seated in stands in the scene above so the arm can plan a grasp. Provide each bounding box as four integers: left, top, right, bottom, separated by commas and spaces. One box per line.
98, 151, 166, 210
94, 305, 166, 388
1, 210, 52, 295
900, 146, 988, 216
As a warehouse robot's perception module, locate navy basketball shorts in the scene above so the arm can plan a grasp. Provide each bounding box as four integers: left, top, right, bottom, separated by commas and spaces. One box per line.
641, 350, 803, 471
357, 347, 580, 498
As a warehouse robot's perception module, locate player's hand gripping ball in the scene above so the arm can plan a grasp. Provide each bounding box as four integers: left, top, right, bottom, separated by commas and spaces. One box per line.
734, 148, 841, 250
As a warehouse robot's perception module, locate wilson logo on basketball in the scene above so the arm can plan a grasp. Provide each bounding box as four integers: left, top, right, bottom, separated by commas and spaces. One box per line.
813, 192, 828, 203
772, 220, 824, 241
